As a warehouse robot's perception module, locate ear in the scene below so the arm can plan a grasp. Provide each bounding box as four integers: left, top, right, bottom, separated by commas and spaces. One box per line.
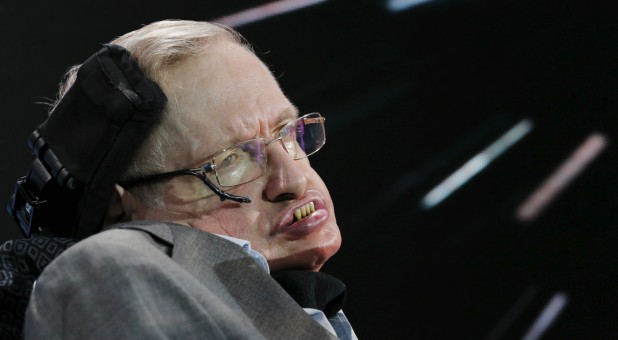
103, 184, 131, 225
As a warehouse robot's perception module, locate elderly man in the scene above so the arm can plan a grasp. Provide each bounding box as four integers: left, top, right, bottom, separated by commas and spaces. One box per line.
18, 19, 356, 339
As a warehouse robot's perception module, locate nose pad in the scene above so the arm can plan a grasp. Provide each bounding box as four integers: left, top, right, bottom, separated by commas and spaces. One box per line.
263, 138, 307, 202
266, 136, 296, 158
281, 137, 297, 157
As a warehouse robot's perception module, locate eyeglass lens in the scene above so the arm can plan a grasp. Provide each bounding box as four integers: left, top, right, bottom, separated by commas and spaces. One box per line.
208, 113, 325, 187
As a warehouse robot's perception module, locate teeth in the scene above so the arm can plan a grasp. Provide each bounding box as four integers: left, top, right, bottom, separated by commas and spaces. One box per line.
294, 202, 315, 221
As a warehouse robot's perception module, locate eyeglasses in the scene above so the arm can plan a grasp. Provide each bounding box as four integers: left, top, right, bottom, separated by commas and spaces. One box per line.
118, 112, 326, 203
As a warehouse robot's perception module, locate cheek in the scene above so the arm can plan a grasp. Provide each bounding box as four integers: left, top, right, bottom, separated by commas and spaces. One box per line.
189, 201, 265, 238
164, 177, 218, 206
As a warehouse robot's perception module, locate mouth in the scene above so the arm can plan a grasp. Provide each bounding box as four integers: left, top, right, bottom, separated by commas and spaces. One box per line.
293, 201, 315, 222
272, 196, 328, 237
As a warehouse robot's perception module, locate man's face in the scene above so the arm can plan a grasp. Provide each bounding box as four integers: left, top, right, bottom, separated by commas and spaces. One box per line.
128, 41, 342, 272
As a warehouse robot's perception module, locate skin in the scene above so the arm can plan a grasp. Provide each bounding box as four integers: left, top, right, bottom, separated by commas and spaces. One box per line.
115, 40, 342, 272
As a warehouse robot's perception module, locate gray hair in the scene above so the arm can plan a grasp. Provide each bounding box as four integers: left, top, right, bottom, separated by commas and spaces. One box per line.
51, 19, 249, 207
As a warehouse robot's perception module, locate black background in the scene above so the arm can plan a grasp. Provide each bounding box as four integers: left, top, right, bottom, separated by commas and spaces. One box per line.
1, 0, 617, 338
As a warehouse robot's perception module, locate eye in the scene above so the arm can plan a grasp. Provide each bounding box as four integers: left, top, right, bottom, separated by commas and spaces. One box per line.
218, 150, 244, 170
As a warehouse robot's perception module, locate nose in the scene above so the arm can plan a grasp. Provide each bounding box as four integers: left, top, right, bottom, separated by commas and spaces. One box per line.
263, 139, 308, 202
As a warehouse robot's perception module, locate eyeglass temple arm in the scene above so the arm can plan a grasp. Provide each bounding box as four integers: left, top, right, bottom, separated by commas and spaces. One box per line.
195, 164, 251, 203
118, 169, 251, 204
194, 173, 252, 204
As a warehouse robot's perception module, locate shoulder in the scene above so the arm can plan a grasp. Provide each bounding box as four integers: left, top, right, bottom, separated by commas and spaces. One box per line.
31, 224, 182, 307
40, 224, 171, 280
73, 225, 165, 255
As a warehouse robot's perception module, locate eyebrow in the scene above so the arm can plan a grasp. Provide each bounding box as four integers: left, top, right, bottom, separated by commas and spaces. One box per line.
199, 106, 300, 163
274, 106, 300, 127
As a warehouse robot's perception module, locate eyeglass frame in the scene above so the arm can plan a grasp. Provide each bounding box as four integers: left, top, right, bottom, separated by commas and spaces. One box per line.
118, 112, 326, 203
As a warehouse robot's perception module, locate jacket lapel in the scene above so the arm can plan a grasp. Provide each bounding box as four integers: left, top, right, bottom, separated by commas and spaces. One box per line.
117, 221, 338, 339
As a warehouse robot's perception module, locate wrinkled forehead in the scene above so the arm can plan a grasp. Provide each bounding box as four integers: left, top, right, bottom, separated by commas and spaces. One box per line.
160, 40, 298, 164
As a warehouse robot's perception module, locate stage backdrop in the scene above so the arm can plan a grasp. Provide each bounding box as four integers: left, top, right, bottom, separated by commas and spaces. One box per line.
1, 0, 617, 338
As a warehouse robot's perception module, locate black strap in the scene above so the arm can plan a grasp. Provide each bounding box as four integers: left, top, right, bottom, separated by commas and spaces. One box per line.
271, 270, 346, 319
7, 44, 167, 239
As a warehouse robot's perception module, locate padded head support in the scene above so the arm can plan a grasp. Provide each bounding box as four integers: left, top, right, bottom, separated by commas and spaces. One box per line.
7, 44, 167, 239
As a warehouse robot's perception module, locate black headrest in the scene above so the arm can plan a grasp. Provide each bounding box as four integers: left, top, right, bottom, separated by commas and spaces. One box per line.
7, 44, 167, 239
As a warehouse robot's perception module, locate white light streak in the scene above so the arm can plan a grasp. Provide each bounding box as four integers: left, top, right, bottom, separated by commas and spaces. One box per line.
386, 0, 433, 12
213, 0, 327, 27
421, 119, 533, 209
522, 292, 568, 340
516, 133, 608, 222
485, 285, 538, 340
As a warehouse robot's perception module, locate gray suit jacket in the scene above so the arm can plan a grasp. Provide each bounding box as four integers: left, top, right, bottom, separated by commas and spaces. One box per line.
24, 221, 339, 339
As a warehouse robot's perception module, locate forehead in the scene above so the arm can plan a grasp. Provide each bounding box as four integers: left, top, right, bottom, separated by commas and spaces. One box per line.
162, 40, 298, 165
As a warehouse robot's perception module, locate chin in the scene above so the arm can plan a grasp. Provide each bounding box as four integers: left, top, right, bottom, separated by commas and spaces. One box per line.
269, 261, 323, 273
268, 240, 341, 273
